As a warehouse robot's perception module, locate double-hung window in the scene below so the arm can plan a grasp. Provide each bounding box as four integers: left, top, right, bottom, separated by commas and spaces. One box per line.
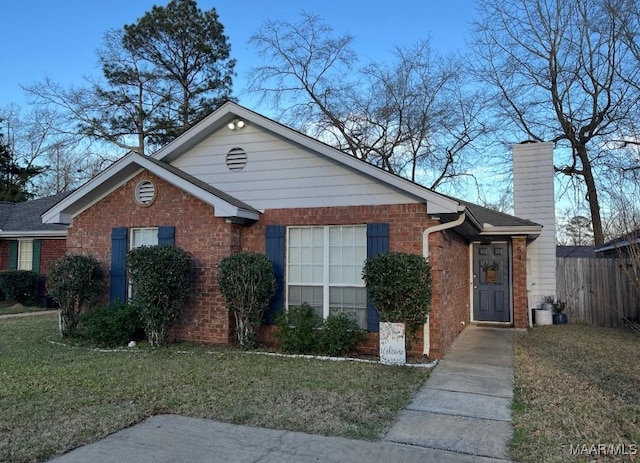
130, 228, 158, 249
17, 240, 33, 271
287, 225, 367, 329
128, 228, 158, 298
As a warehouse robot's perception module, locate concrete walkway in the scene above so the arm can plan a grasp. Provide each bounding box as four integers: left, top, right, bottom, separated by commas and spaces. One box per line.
48, 325, 517, 463
385, 325, 517, 461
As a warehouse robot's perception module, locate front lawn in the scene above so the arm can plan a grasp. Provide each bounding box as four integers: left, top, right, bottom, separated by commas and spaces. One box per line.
0, 314, 429, 463
511, 324, 640, 462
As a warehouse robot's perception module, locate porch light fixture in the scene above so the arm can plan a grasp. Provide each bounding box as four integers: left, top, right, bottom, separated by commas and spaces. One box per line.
227, 118, 245, 130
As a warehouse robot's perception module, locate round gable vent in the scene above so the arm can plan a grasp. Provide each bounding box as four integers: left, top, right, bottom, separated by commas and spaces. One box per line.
226, 147, 247, 171
135, 180, 156, 206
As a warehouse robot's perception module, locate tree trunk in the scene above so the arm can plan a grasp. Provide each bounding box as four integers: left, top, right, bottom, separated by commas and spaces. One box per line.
577, 146, 604, 246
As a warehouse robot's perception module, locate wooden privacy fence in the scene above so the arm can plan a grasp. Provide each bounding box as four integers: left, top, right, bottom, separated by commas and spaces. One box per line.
556, 257, 640, 328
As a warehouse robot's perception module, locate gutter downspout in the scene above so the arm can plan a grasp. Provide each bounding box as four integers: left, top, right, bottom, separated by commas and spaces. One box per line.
422, 210, 467, 356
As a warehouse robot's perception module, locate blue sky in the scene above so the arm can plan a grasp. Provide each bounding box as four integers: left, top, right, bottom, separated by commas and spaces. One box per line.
1, 0, 476, 110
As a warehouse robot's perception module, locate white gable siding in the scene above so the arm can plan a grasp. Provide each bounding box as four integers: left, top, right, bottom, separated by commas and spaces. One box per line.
171, 124, 422, 210
513, 142, 556, 309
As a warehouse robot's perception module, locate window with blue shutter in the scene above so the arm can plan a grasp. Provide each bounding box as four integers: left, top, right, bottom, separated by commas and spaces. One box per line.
157, 226, 175, 246
31, 240, 42, 274
264, 225, 285, 325
366, 223, 389, 332
8, 241, 18, 271
110, 227, 128, 304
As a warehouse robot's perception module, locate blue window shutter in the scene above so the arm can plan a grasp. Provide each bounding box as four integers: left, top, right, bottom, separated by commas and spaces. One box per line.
264, 225, 286, 325
158, 226, 175, 246
8, 241, 18, 270
110, 227, 128, 304
31, 240, 42, 274
366, 223, 389, 332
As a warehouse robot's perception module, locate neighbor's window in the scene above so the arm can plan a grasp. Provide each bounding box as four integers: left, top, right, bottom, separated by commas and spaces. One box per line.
287, 225, 367, 329
17, 240, 33, 271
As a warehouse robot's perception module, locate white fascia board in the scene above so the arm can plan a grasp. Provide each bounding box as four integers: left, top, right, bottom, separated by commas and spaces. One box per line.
153, 102, 461, 214
43, 150, 259, 224
0, 230, 67, 238
42, 152, 140, 224
134, 155, 259, 220
480, 225, 542, 237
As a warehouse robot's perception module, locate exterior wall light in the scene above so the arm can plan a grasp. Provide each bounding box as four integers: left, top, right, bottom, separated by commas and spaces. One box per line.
227, 119, 246, 130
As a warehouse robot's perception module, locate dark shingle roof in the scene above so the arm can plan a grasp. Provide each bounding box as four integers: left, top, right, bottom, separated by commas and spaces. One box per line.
458, 200, 541, 228
556, 246, 596, 258
0, 192, 71, 232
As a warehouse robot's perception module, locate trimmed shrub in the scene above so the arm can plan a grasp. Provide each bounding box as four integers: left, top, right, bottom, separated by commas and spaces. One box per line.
362, 252, 432, 340
79, 303, 144, 347
48, 255, 105, 337
218, 252, 276, 349
318, 313, 366, 356
127, 245, 191, 347
275, 304, 321, 354
0, 270, 37, 304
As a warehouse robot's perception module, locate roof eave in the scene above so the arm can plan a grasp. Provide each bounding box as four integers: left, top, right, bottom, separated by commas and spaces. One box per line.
0, 229, 67, 238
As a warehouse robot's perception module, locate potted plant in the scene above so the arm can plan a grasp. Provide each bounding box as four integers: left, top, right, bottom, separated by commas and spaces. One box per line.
552, 299, 568, 325
541, 295, 555, 311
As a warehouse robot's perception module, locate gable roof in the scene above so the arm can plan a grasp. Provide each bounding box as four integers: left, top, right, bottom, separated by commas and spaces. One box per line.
0, 192, 70, 237
595, 229, 640, 254
41, 102, 541, 238
152, 102, 462, 215
42, 151, 260, 225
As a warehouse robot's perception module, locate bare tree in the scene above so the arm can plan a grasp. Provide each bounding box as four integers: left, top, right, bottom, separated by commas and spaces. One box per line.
472, 0, 640, 245
248, 13, 489, 190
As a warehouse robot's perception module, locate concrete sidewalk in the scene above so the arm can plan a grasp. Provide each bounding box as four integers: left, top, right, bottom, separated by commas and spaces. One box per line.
385, 325, 517, 461
48, 325, 517, 463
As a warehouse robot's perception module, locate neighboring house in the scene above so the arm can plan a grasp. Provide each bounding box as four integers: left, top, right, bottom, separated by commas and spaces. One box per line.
595, 230, 640, 258
0, 193, 69, 306
42, 102, 544, 358
556, 246, 596, 258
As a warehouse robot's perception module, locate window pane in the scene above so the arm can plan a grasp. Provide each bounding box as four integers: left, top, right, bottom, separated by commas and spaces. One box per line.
329, 286, 367, 329
288, 285, 323, 319
18, 241, 33, 271
131, 228, 158, 248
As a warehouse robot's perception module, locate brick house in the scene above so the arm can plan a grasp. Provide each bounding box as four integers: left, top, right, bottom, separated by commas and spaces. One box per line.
42, 102, 543, 358
0, 193, 69, 306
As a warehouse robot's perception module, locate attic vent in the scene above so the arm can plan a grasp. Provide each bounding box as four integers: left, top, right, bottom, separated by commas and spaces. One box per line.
226, 147, 247, 171
135, 180, 156, 206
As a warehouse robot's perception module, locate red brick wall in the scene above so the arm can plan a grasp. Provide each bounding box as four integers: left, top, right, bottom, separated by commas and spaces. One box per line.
512, 236, 528, 328
40, 239, 66, 275
67, 171, 238, 344
0, 240, 8, 271
67, 173, 477, 356
428, 228, 470, 358
244, 204, 465, 358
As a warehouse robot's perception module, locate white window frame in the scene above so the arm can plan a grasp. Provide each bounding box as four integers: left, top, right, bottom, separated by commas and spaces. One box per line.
128, 227, 158, 298
286, 225, 367, 326
17, 240, 33, 271
129, 227, 159, 250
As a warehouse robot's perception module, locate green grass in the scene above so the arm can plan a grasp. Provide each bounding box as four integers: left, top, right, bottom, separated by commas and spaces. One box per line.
511, 324, 640, 463
0, 314, 429, 463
